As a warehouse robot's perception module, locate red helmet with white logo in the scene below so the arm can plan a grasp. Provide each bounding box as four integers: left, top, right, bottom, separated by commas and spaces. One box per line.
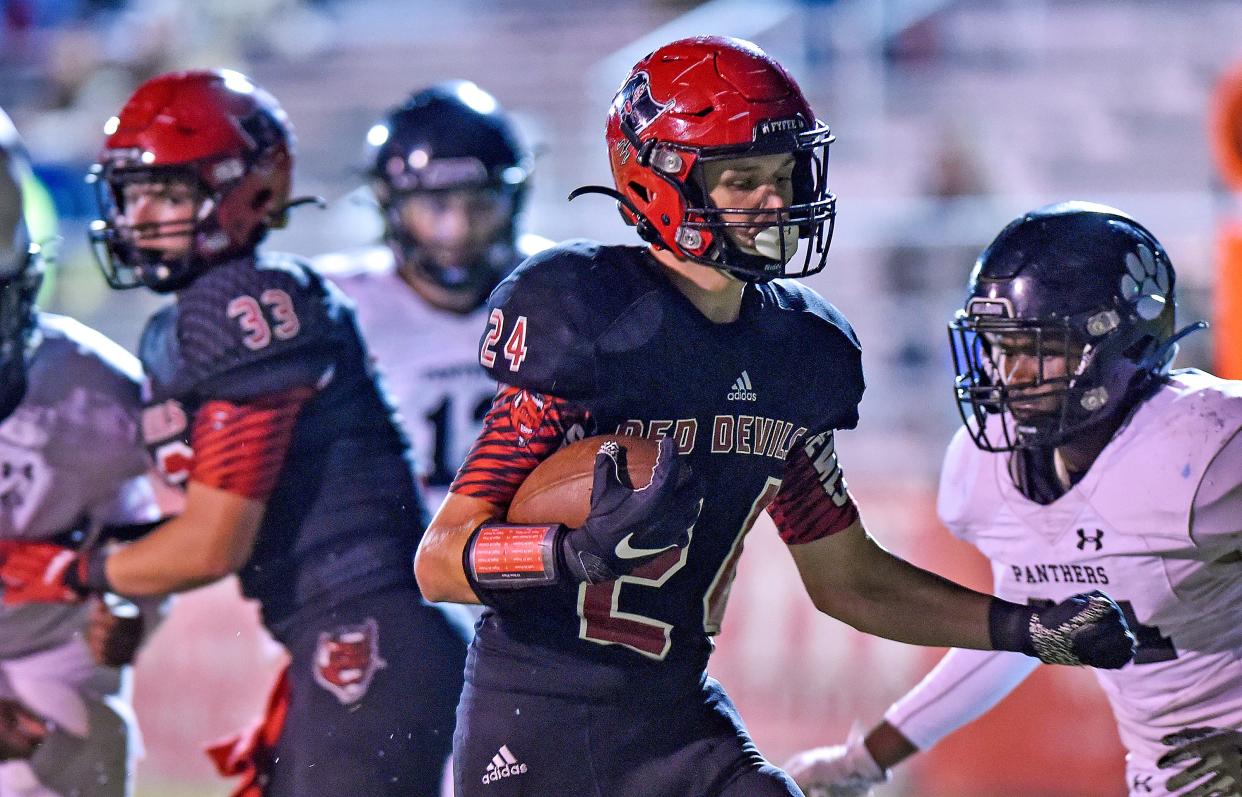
583, 36, 836, 282
89, 69, 294, 292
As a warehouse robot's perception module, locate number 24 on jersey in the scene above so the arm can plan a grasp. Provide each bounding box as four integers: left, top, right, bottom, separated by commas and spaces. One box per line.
480, 309, 529, 371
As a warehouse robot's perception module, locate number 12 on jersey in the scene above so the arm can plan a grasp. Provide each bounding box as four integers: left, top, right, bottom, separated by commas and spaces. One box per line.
479, 309, 529, 371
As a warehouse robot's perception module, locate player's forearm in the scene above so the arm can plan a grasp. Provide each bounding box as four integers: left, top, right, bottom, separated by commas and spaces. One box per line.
882, 646, 1039, 752
414, 495, 501, 605
796, 526, 995, 648
104, 483, 263, 596
414, 529, 482, 604
832, 554, 995, 648
105, 518, 235, 594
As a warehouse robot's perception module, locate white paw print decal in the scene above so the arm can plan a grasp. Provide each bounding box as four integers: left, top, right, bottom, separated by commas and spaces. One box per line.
1120, 241, 1171, 320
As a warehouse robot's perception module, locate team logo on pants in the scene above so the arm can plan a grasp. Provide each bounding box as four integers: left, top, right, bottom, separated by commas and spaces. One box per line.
312, 617, 387, 705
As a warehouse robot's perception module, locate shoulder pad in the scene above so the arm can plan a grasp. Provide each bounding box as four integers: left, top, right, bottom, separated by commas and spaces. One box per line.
764, 279, 863, 350
516, 232, 556, 260
1112, 371, 1242, 460
28, 313, 143, 408
481, 241, 643, 399
312, 245, 395, 282
761, 280, 864, 431
936, 425, 990, 542
176, 256, 332, 392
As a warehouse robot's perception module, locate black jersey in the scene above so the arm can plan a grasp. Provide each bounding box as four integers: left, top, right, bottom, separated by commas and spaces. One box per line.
463, 241, 864, 699
139, 253, 426, 635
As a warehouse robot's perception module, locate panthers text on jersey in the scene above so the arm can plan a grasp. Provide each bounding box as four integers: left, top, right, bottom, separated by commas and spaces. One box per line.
451, 240, 865, 699
138, 252, 425, 636
889, 370, 1242, 797
315, 234, 551, 505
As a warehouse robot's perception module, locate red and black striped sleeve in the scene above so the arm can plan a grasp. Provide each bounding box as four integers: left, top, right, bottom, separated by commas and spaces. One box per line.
187, 387, 314, 501
450, 385, 591, 508
769, 430, 860, 545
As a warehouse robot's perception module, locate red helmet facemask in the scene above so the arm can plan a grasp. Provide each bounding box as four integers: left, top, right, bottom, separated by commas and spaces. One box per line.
89, 69, 295, 292
573, 36, 837, 282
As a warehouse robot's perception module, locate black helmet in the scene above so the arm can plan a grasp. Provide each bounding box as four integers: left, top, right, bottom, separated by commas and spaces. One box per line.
948, 201, 1195, 452
0, 108, 45, 422
365, 81, 530, 310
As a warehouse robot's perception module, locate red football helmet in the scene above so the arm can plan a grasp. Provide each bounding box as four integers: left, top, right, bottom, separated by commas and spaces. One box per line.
579, 36, 836, 282
89, 69, 294, 292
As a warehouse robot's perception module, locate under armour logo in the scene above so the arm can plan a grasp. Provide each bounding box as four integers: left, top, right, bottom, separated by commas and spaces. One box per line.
1132, 774, 1153, 793
1076, 528, 1105, 551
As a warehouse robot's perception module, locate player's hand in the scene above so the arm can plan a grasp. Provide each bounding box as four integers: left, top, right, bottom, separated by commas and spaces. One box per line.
1030, 591, 1135, 668
1158, 727, 1242, 797
0, 542, 91, 605
562, 437, 703, 583
0, 698, 47, 761
784, 731, 888, 797
991, 591, 1135, 668
87, 595, 146, 668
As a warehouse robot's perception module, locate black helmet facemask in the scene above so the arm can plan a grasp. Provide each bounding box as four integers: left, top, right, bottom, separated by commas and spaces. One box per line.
365, 81, 530, 312
948, 202, 1203, 453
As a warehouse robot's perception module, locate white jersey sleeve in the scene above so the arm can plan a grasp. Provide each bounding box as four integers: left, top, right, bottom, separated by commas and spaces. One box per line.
883, 647, 1039, 750
1189, 425, 1242, 556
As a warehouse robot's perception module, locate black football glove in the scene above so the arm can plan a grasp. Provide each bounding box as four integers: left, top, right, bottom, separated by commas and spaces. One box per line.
990, 590, 1136, 668
1158, 727, 1242, 797
561, 437, 703, 584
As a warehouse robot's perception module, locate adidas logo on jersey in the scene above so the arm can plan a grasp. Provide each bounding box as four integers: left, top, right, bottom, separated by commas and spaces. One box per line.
727, 370, 757, 402
482, 745, 528, 784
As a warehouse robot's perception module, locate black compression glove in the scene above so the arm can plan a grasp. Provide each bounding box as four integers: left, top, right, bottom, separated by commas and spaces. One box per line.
988, 590, 1136, 669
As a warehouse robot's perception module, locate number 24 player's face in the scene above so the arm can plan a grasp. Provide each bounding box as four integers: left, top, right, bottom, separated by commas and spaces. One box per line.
700, 152, 795, 257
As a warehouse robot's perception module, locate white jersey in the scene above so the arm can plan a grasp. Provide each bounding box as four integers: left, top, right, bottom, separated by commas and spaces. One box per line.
316, 238, 551, 507
0, 314, 163, 660
914, 370, 1242, 795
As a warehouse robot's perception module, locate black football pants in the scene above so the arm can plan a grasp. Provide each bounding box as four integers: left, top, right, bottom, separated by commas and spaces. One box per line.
453, 674, 801, 797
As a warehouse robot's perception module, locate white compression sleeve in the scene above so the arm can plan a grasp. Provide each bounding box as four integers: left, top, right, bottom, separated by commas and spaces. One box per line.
882, 647, 1040, 750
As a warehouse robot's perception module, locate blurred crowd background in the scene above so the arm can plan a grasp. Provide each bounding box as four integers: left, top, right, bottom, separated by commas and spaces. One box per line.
2, 0, 1240, 795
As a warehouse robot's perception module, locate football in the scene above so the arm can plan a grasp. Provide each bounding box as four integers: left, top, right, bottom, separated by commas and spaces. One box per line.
507, 435, 661, 527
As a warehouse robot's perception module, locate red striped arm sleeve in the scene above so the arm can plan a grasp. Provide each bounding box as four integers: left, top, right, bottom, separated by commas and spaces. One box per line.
450, 386, 591, 508
769, 430, 860, 545
188, 387, 314, 501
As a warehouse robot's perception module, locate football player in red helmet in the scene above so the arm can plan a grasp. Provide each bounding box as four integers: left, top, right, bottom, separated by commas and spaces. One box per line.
414, 37, 1136, 797
584, 37, 836, 282
0, 71, 469, 796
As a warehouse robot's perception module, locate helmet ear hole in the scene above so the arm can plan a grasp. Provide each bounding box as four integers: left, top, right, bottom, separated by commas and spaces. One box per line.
628, 182, 650, 203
